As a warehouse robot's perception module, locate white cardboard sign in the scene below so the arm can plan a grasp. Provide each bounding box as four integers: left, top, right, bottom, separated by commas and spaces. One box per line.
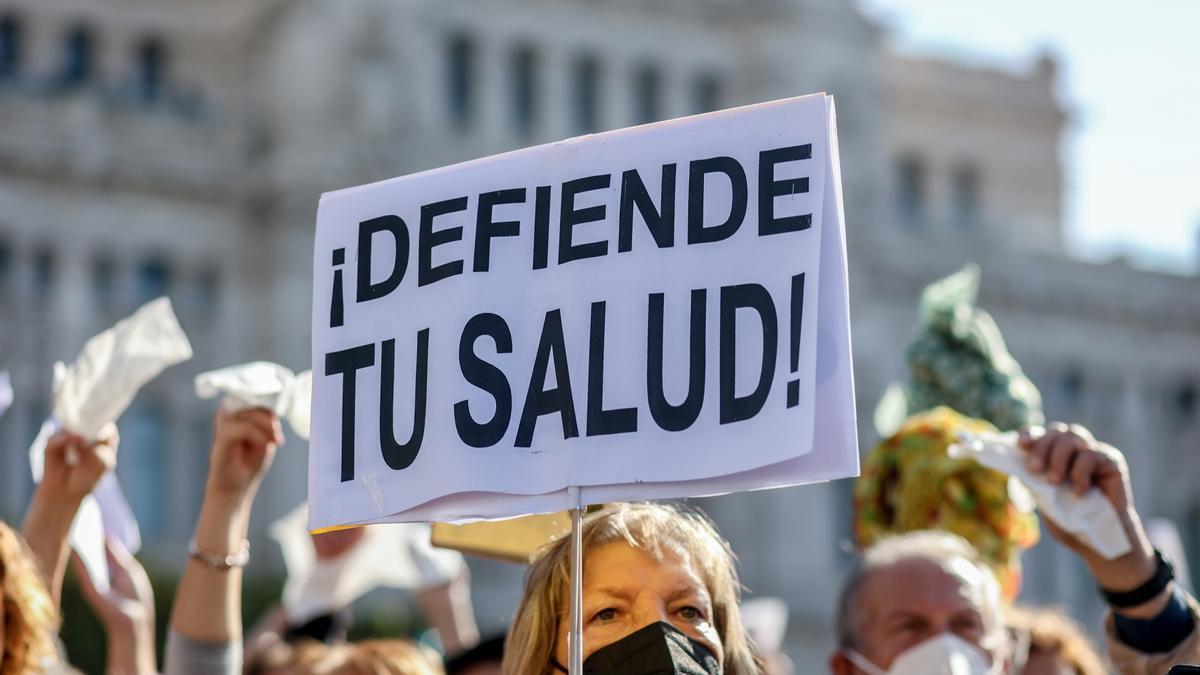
309, 94, 857, 529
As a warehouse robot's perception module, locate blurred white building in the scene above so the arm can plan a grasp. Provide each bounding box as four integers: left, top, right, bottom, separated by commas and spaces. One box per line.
0, 0, 1197, 670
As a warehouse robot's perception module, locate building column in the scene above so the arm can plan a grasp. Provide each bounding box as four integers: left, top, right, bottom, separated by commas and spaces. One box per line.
477, 33, 507, 153
542, 42, 571, 142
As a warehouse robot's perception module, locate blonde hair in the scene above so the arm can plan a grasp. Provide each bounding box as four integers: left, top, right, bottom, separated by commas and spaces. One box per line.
0, 521, 60, 675
280, 638, 444, 675
501, 503, 762, 675
1007, 606, 1107, 675
837, 530, 1006, 654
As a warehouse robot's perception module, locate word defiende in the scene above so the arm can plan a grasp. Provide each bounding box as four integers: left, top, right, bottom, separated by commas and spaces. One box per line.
327, 145, 813, 328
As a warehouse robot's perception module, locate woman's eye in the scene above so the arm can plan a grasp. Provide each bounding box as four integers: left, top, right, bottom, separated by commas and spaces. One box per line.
678, 606, 705, 621
591, 607, 618, 623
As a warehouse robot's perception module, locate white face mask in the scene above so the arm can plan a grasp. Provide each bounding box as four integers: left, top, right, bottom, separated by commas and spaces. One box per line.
845, 633, 998, 675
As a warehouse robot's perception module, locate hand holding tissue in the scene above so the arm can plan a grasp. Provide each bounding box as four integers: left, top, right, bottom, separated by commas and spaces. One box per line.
950, 430, 1132, 560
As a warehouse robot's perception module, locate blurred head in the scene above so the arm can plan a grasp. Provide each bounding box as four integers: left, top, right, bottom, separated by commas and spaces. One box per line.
831, 530, 1007, 675
0, 521, 59, 675
1006, 606, 1105, 675
311, 527, 367, 560
502, 503, 761, 675
249, 638, 443, 675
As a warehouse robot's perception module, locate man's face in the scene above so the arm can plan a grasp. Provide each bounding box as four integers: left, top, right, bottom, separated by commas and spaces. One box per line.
840, 557, 994, 671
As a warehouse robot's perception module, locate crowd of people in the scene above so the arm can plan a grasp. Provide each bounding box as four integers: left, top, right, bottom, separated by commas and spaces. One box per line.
1, 405, 1198, 674
2, 270, 1197, 674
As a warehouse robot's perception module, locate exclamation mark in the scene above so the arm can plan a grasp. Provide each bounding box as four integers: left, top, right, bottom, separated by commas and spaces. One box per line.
786, 273, 805, 408
330, 247, 346, 328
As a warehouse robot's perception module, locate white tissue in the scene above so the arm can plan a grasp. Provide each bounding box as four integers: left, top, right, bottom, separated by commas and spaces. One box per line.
949, 430, 1132, 560
54, 297, 194, 439
270, 502, 465, 624
195, 362, 312, 440
0, 371, 12, 418
30, 297, 192, 594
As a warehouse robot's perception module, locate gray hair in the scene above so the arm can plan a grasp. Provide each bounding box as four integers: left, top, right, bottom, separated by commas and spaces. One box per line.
836, 530, 1006, 652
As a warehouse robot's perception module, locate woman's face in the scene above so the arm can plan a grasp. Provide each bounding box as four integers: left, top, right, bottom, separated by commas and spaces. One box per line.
553, 542, 723, 666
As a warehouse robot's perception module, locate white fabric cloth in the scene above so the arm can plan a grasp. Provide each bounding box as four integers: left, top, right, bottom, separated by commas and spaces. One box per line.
29, 297, 193, 593
270, 502, 465, 624
54, 297, 193, 439
195, 362, 312, 440
949, 430, 1132, 560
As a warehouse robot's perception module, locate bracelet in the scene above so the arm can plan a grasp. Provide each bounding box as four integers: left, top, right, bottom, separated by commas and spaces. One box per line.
1100, 549, 1174, 608
188, 538, 250, 571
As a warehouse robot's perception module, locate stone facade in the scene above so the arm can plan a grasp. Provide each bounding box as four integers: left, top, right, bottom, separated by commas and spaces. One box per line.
0, 0, 1197, 670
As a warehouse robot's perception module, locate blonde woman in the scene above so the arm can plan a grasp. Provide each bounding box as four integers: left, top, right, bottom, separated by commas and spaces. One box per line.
503, 503, 763, 675
0, 521, 60, 675
276, 640, 444, 675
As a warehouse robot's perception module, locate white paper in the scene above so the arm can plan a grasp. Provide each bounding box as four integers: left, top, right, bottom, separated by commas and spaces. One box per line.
0, 370, 12, 418
310, 94, 854, 529
195, 362, 313, 440
318, 96, 858, 525
54, 297, 194, 439
948, 430, 1132, 560
271, 502, 464, 624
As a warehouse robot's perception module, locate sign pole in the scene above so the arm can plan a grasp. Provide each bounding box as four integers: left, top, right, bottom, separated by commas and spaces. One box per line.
568, 485, 583, 675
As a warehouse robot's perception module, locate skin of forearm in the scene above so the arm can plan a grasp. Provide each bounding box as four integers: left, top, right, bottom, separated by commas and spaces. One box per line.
21, 487, 84, 605
169, 487, 255, 644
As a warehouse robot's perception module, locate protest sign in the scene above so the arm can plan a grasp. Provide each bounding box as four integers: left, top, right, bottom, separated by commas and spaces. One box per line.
309, 93, 857, 529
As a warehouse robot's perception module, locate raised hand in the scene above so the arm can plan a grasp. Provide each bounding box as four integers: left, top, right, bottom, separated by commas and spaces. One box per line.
170, 406, 282, 647
41, 425, 118, 503
1018, 423, 1158, 607
74, 538, 157, 675
24, 424, 120, 604
205, 407, 283, 501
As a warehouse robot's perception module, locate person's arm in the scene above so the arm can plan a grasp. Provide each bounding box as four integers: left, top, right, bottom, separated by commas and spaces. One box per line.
167, 407, 281, 672
22, 427, 117, 605
75, 539, 158, 675
1019, 423, 1199, 669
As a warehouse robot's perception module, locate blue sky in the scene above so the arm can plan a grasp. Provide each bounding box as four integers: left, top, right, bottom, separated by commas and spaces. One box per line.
859, 0, 1200, 274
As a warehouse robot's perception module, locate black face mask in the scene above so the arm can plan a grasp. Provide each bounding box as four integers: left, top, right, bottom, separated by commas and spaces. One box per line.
551, 621, 723, 675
